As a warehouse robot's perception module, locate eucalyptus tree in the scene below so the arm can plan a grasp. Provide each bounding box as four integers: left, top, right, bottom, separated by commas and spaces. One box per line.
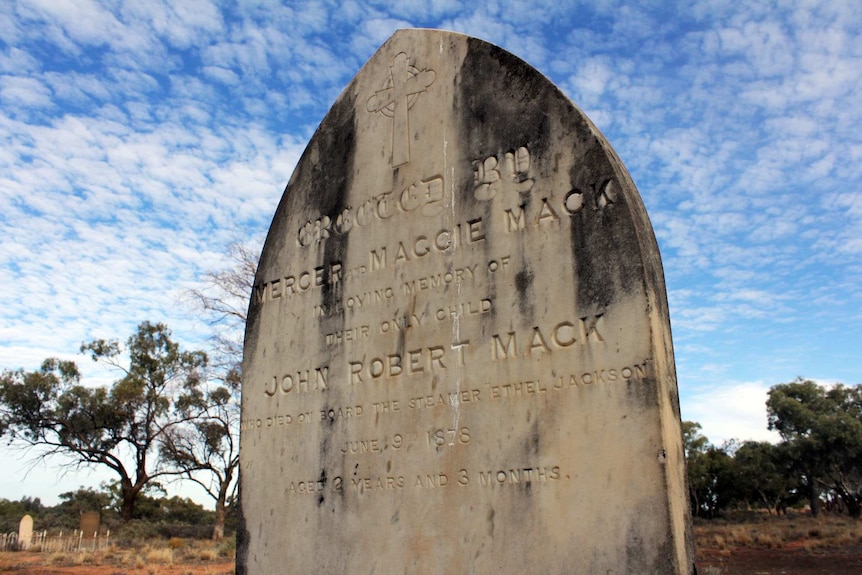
171, 241, 257, 539
767, 378, 862, 517
0, 322, 207, 521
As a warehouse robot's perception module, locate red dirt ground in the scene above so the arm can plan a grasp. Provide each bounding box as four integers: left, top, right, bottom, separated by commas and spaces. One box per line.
4, 545, 862, 574
697, 544, 862, 574
0, 552, 234, 574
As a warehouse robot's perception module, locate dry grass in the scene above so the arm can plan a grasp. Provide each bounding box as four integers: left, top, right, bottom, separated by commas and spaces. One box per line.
197, 547, 218, 561
168, 537, 186, 549
695, 510, 862, 554
48, 551, 69, 564
0, 539, 236, 572
145, 546, 174, 564
73, 551, 97, 565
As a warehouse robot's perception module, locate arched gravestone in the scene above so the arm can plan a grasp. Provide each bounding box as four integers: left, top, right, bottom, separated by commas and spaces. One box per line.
239, 29, 695, 574
80, 511, 100, 537
17, 514, 33, 550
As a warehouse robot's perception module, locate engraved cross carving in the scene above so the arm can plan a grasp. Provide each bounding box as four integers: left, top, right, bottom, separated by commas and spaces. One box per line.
366, 52, 436, 167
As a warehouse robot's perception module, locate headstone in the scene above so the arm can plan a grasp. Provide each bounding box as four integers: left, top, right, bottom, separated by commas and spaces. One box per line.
80, 511, 100, 536
17, 514, 33, 550
239, 29, 694, 574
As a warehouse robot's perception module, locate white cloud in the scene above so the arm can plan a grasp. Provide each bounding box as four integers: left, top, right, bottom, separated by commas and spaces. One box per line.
682, 381, 781, 445
0, 75, 54, 109
202, 65, 239, 85
0, 46, 40, 73
20, 0, 125, 47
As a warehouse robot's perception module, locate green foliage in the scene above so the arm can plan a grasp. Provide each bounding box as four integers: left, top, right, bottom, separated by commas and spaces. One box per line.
0, 322, 208, 522
218, 533, 237, 557
732, 441, 801, 514
684, 378, 862, 520
0, 486, 226, 543
767, 379, 862, 517
683, 422, 736, 518
41, 487, 116, 531
0, 496, 44, 532
134, 495, 212, 525
113, 518, 159, 543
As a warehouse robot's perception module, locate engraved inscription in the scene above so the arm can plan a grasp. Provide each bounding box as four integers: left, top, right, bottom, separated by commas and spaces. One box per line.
473, 146, 534, 200
263, 367, 329, 397
478, 466, 561, 486
349, 341, 470, 384
490, 317, 605, 361
402, 264, 479, 294
279, 464, 565, 497
297, 175, 444, 247
247, 141, 645, 517
312, 287, 394, 317
366, 52, 436, 167
553, 363, 648, 388
365, 216, 485, 269
251, 358, 647, 420
254, 263, 342, 303
408, 389, 481, 410
325, 325, 370, 347
564, 179, 617, 215
426, 427, 471, 449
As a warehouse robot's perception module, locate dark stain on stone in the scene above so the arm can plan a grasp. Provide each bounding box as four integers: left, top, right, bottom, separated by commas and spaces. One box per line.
627, 514, 677, 574
317, 468, 327, 507
456, 39, 559, 333
529, 418, 540, 457
457, 39, 553, 161
567, 151, 644, 313
316, 99, 355, 339
234, 477, 250, 575
323, 406, 336, 428
627, 371, 659, 411
514, 267, 534, 317
396, 314, 407, 358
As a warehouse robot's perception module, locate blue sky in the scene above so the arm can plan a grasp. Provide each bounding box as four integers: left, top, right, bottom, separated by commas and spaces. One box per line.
1, 0, 860, 504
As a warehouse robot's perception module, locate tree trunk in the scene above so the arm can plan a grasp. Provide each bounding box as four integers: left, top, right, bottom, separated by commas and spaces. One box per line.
689, 487, 700, 518
849, 498, 861, 518
213, 503, 226, 541
120, 479, 137, 521
807, 473, 820, 517
835, 481, 862, 518
212, 479, 231, 541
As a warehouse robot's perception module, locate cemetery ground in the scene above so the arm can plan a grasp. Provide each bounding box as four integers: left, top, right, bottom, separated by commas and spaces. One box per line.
695, 512, 862, 574
1, 513, 861, 574
0, 537, 235, 574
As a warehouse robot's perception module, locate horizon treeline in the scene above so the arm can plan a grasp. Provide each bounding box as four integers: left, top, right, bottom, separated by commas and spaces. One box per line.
686, 378, 862, 519
0, 485, 237, 540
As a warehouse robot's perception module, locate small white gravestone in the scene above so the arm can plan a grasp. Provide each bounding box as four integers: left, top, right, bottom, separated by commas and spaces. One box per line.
18, 514, 33, 550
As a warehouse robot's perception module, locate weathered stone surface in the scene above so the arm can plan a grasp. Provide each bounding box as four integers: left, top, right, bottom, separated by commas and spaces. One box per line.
18, 514, 33, 550
239, 29, 694, 574
80, 511, 100, 536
